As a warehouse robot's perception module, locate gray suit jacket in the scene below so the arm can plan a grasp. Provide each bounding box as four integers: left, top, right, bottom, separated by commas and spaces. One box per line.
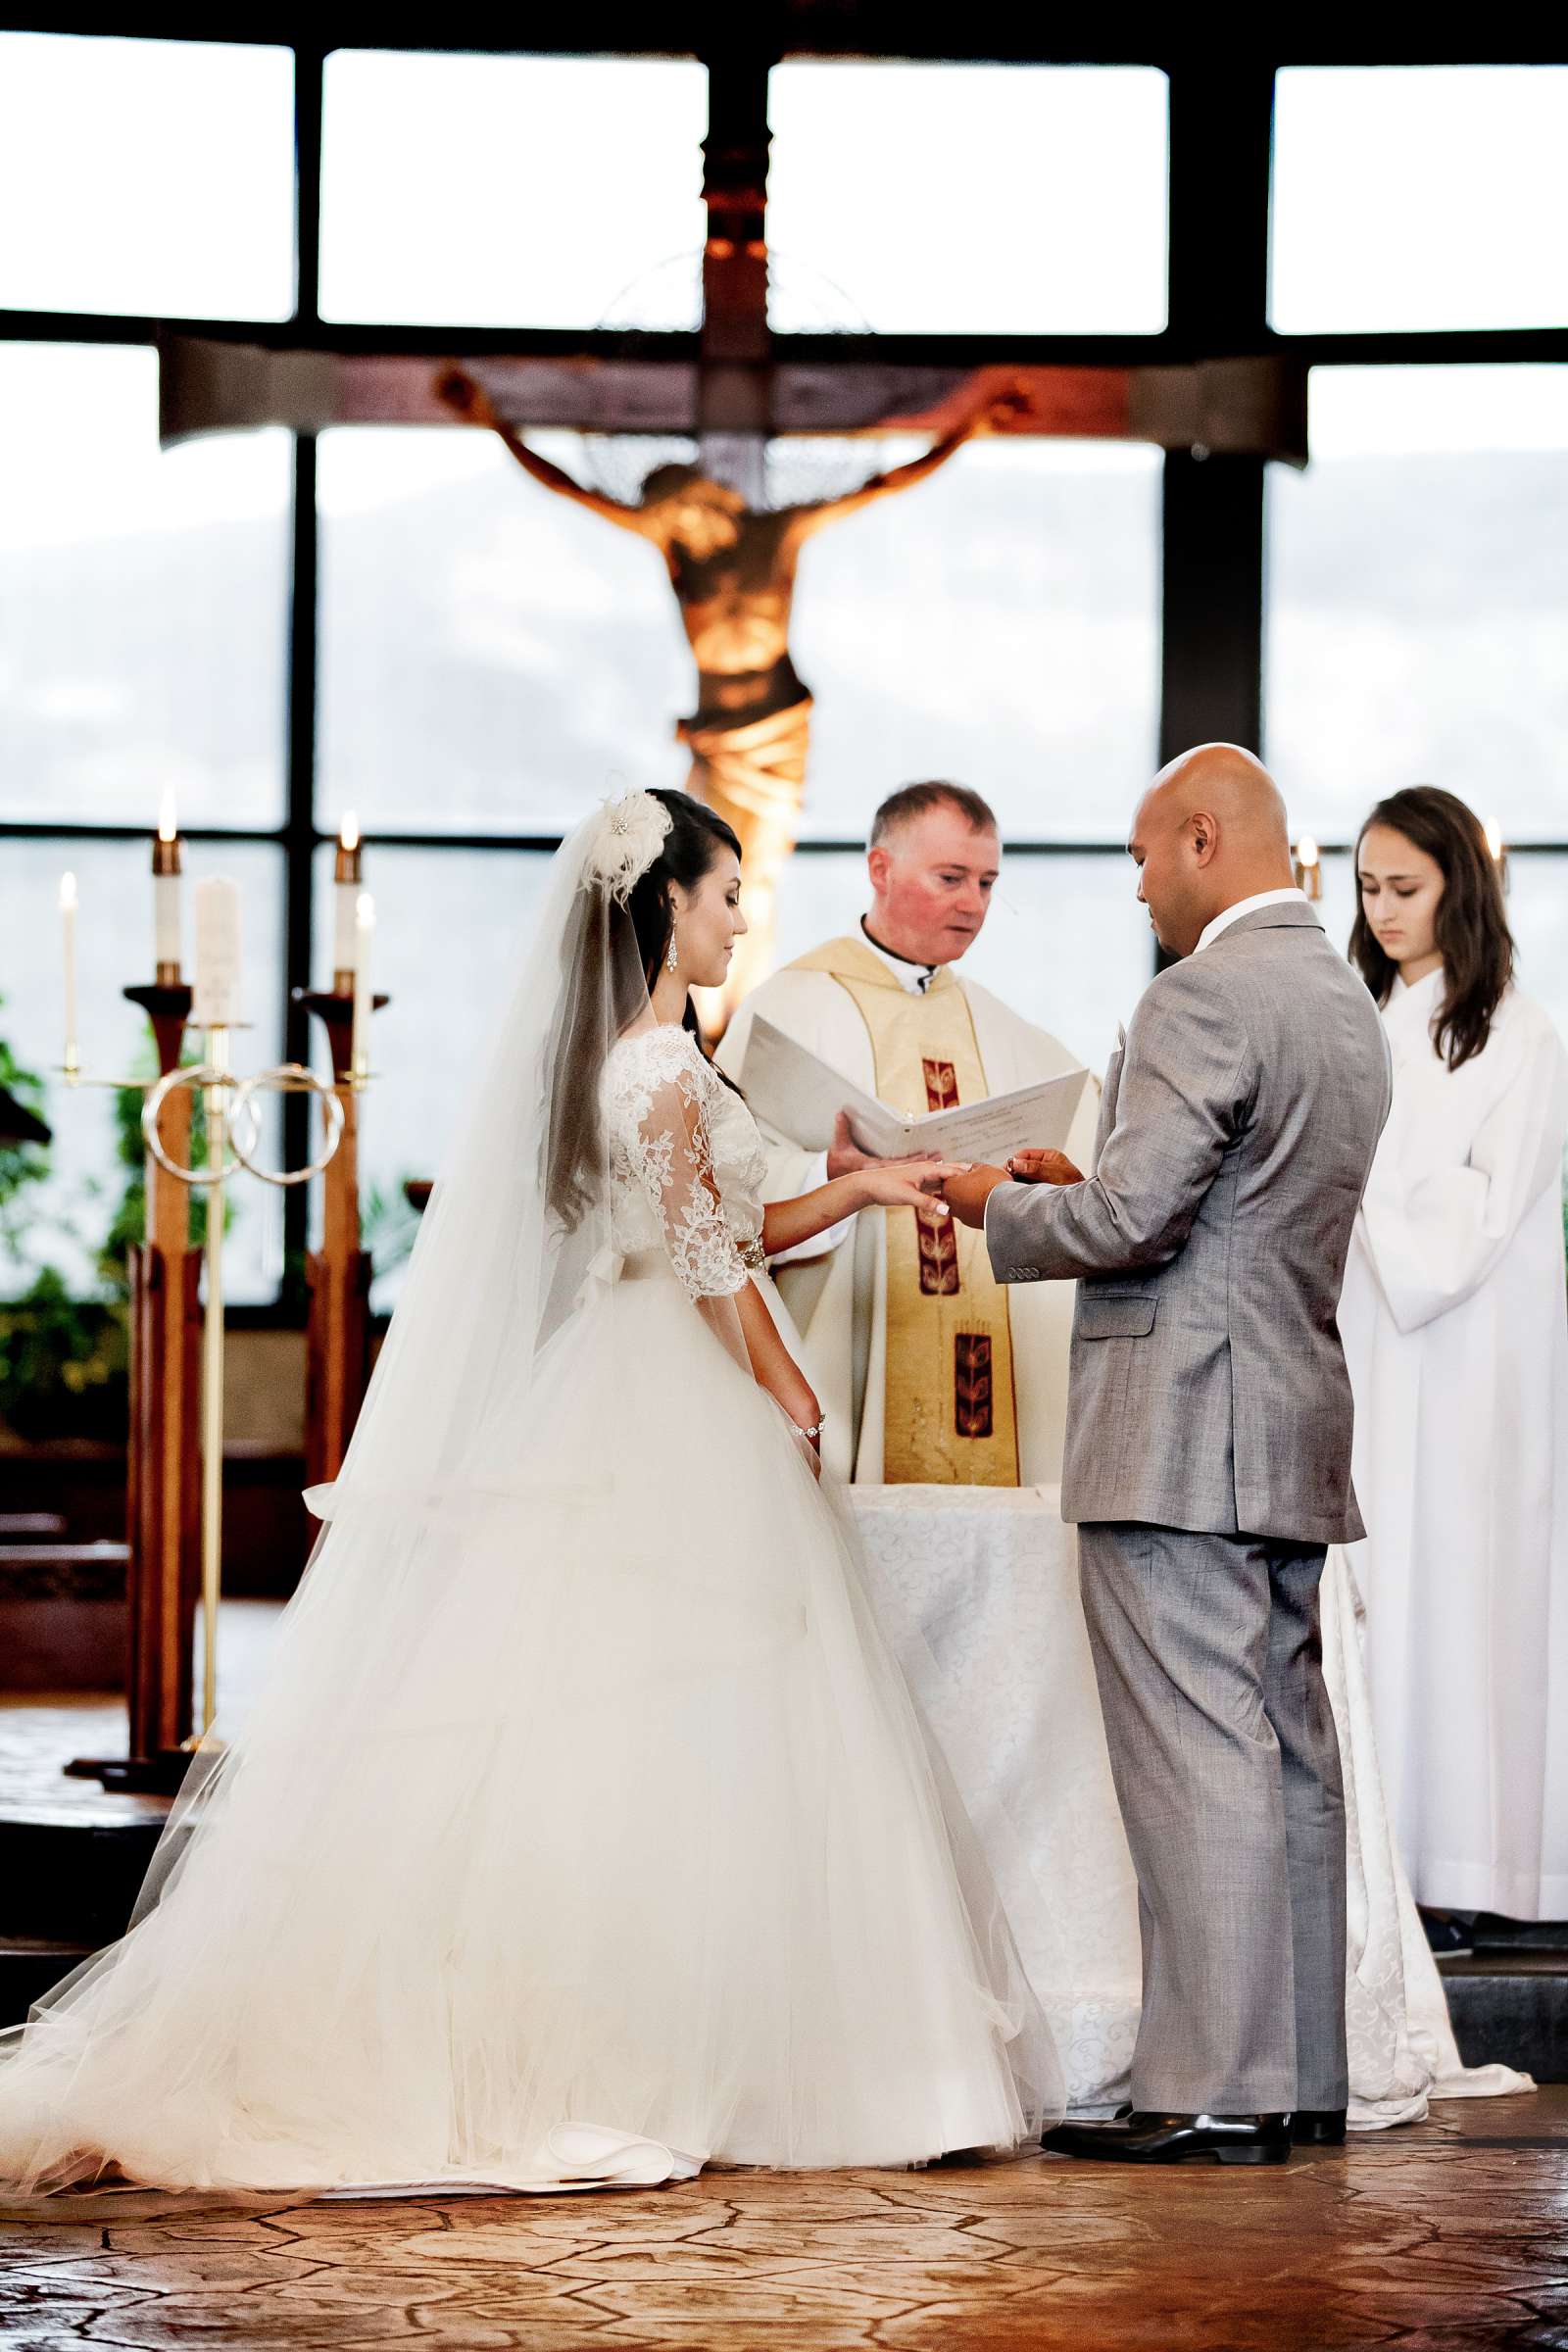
985, 903, 1392, 1544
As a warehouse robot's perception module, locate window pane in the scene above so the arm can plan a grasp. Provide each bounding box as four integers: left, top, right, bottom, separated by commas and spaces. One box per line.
0, 345, 291, 828
1266, 367, 1568, 843
1271, 68, 1568, 334
317, 426, 689, 836
773, 850, 1149, 1080
793, 441, 1161, 843
767, 64, 1168, 334
320, 51, 707, 328
1507, 856, 1568, 1054
0, 839, 285, 1305
0, 33, 294, 319
310, 845, 557, 1307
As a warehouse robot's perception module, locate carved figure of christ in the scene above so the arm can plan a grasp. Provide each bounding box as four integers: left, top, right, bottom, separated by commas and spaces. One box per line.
435, 368, 1024, 1015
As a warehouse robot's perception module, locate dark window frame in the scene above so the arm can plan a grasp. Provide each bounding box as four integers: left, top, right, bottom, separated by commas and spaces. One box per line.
3, 33, 1563, 1315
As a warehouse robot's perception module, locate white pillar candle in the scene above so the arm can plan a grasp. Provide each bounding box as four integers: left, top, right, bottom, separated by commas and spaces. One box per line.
59, 871, 79, 1070
350, 892, 375, 1079
333, 813, 362, 987
193, 878, 243, 1029
154, 788, 182, 976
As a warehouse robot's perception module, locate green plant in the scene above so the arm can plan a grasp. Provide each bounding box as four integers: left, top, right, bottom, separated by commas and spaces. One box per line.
0, 1005, 50, 1263
0, 1017, 232, 1444
0, 1265, 128, 1443
360, 1174, 424, 1277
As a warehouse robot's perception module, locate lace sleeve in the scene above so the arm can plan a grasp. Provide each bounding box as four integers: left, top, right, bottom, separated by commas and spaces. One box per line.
623, 1030, 751, 1301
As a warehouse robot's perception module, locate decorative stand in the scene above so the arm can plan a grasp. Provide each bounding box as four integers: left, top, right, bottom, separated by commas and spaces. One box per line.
121, 983, 201, 1784
294, 988, 388, 1505
62, 1009, 347, 1791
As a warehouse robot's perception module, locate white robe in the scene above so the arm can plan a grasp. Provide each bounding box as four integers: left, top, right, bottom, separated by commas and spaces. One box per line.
717, 949, 1100, 1486
1339, 967, 1568, 1918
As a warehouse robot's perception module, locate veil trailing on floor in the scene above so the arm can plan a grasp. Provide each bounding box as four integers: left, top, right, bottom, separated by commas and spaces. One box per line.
0, 792, 1061, 2194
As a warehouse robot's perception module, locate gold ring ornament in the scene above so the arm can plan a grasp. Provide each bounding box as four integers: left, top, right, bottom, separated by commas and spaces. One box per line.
141, 1060, 345, 1188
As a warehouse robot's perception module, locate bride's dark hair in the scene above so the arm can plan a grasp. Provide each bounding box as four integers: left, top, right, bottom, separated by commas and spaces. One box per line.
547, 789, 743, 1228
1348, 786, 1514, 1072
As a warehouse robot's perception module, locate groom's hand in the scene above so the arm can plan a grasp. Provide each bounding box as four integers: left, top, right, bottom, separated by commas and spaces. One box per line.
940, 1163, 1010, 1229
1006, 1149, 1085, 1187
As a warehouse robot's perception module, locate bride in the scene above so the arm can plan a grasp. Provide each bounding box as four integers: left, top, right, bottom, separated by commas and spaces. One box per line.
0, 787, 1061, 2195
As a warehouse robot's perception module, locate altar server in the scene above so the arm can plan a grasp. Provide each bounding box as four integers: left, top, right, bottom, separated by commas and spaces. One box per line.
1341, 786, 1568, 1921
717, 783, 1098, 1486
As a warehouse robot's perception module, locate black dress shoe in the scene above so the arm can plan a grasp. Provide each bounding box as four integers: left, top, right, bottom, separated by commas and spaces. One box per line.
1290, 2108, 1348, 2146
1418, 1908, 1475, 1958
1041, 2111, 1291, 2166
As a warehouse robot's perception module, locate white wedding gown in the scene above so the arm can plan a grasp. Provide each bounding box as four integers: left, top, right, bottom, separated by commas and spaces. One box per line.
0, 1021, 1058, 2194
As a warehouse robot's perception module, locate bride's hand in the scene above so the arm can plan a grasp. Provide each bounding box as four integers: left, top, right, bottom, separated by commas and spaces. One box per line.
854, 1161, 967, 1216
771, 1376, 823, 1476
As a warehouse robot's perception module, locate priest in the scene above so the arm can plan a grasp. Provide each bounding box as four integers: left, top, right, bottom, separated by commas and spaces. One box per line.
717, 782, 1098, 1485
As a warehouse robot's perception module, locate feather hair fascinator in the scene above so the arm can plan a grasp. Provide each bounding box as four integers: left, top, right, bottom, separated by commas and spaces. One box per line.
580, 790, 672, 905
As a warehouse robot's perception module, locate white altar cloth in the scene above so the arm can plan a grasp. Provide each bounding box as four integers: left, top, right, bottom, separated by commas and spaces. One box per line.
849, 1484, 1531, 2128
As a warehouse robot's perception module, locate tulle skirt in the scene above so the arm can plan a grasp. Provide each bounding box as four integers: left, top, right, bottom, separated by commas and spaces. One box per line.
0, 1265, 1060, 2193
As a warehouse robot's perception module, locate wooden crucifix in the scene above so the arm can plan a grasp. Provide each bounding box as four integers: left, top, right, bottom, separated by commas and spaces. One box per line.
433, 362, 1024, 1012
158, 50, 1305, 1009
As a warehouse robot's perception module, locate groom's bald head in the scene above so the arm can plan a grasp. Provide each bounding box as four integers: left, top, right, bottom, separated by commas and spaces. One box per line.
1130, 745, 1297, 958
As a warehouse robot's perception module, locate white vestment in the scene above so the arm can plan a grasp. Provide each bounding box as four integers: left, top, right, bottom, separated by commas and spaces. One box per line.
1338, 967, 1568, 1918
717, 939, 1100, 1485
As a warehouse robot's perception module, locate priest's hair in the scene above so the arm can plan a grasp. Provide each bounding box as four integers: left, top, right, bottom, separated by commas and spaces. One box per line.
870, 781, 998, 847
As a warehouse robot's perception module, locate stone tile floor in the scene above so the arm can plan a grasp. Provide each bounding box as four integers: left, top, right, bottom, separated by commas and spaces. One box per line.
1, 2091, 1564, 2351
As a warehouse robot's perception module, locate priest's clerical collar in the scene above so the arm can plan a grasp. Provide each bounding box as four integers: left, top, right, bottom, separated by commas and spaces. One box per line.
859, 919, 937, 994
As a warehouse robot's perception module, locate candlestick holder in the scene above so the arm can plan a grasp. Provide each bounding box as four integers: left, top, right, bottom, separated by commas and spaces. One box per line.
293, 987, 389, 1502
58, 998, 350, 1790
1292, 840, 1323, 903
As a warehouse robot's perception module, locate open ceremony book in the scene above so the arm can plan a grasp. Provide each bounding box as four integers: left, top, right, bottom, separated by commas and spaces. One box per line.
740, 1015, 1091, 1165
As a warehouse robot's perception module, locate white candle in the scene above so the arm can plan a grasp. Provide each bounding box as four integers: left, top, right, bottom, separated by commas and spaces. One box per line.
333, 812, 362, 986
1294, 833, 1322, 902
154, 788, 182, 975
350, 892, 374, 1079
59, 872, 78, 1070
192, 878, 243, 1029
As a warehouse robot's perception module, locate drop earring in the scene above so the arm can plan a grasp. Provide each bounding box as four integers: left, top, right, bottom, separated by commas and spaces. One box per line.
665, 929, 679, 973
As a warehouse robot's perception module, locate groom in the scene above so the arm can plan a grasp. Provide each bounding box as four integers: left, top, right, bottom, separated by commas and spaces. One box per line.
945, 745, 1391, 2166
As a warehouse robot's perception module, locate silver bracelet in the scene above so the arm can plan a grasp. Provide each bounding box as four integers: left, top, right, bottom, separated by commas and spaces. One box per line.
791, 1410, 828, 1442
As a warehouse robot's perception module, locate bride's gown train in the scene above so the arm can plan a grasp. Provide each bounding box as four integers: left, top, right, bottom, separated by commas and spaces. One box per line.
0, 1018, 1059, 2193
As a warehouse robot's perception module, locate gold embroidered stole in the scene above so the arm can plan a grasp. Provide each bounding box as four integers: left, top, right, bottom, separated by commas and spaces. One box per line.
789, 938, 1020, 1486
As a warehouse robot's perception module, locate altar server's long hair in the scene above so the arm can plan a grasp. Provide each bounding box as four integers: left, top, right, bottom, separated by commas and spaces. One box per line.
1350, 786, 1515, 1071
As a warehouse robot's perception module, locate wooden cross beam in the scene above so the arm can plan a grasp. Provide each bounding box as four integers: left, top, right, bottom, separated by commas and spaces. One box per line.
160, 336, 1307, 464
160, 43, 1306, 465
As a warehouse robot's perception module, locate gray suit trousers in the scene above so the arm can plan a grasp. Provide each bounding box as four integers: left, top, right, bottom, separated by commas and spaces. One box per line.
1076, 1523, 1348, 2115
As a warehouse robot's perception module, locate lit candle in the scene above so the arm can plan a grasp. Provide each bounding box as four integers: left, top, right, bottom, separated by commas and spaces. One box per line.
192, 878, 243, 1029
333, 813, 363, 992
1293, 833, 1322, 902
59, 871, 79, 1076
351, 892, 375, 1082
153, 788, 183, 982
1485, 815, 1510, 895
